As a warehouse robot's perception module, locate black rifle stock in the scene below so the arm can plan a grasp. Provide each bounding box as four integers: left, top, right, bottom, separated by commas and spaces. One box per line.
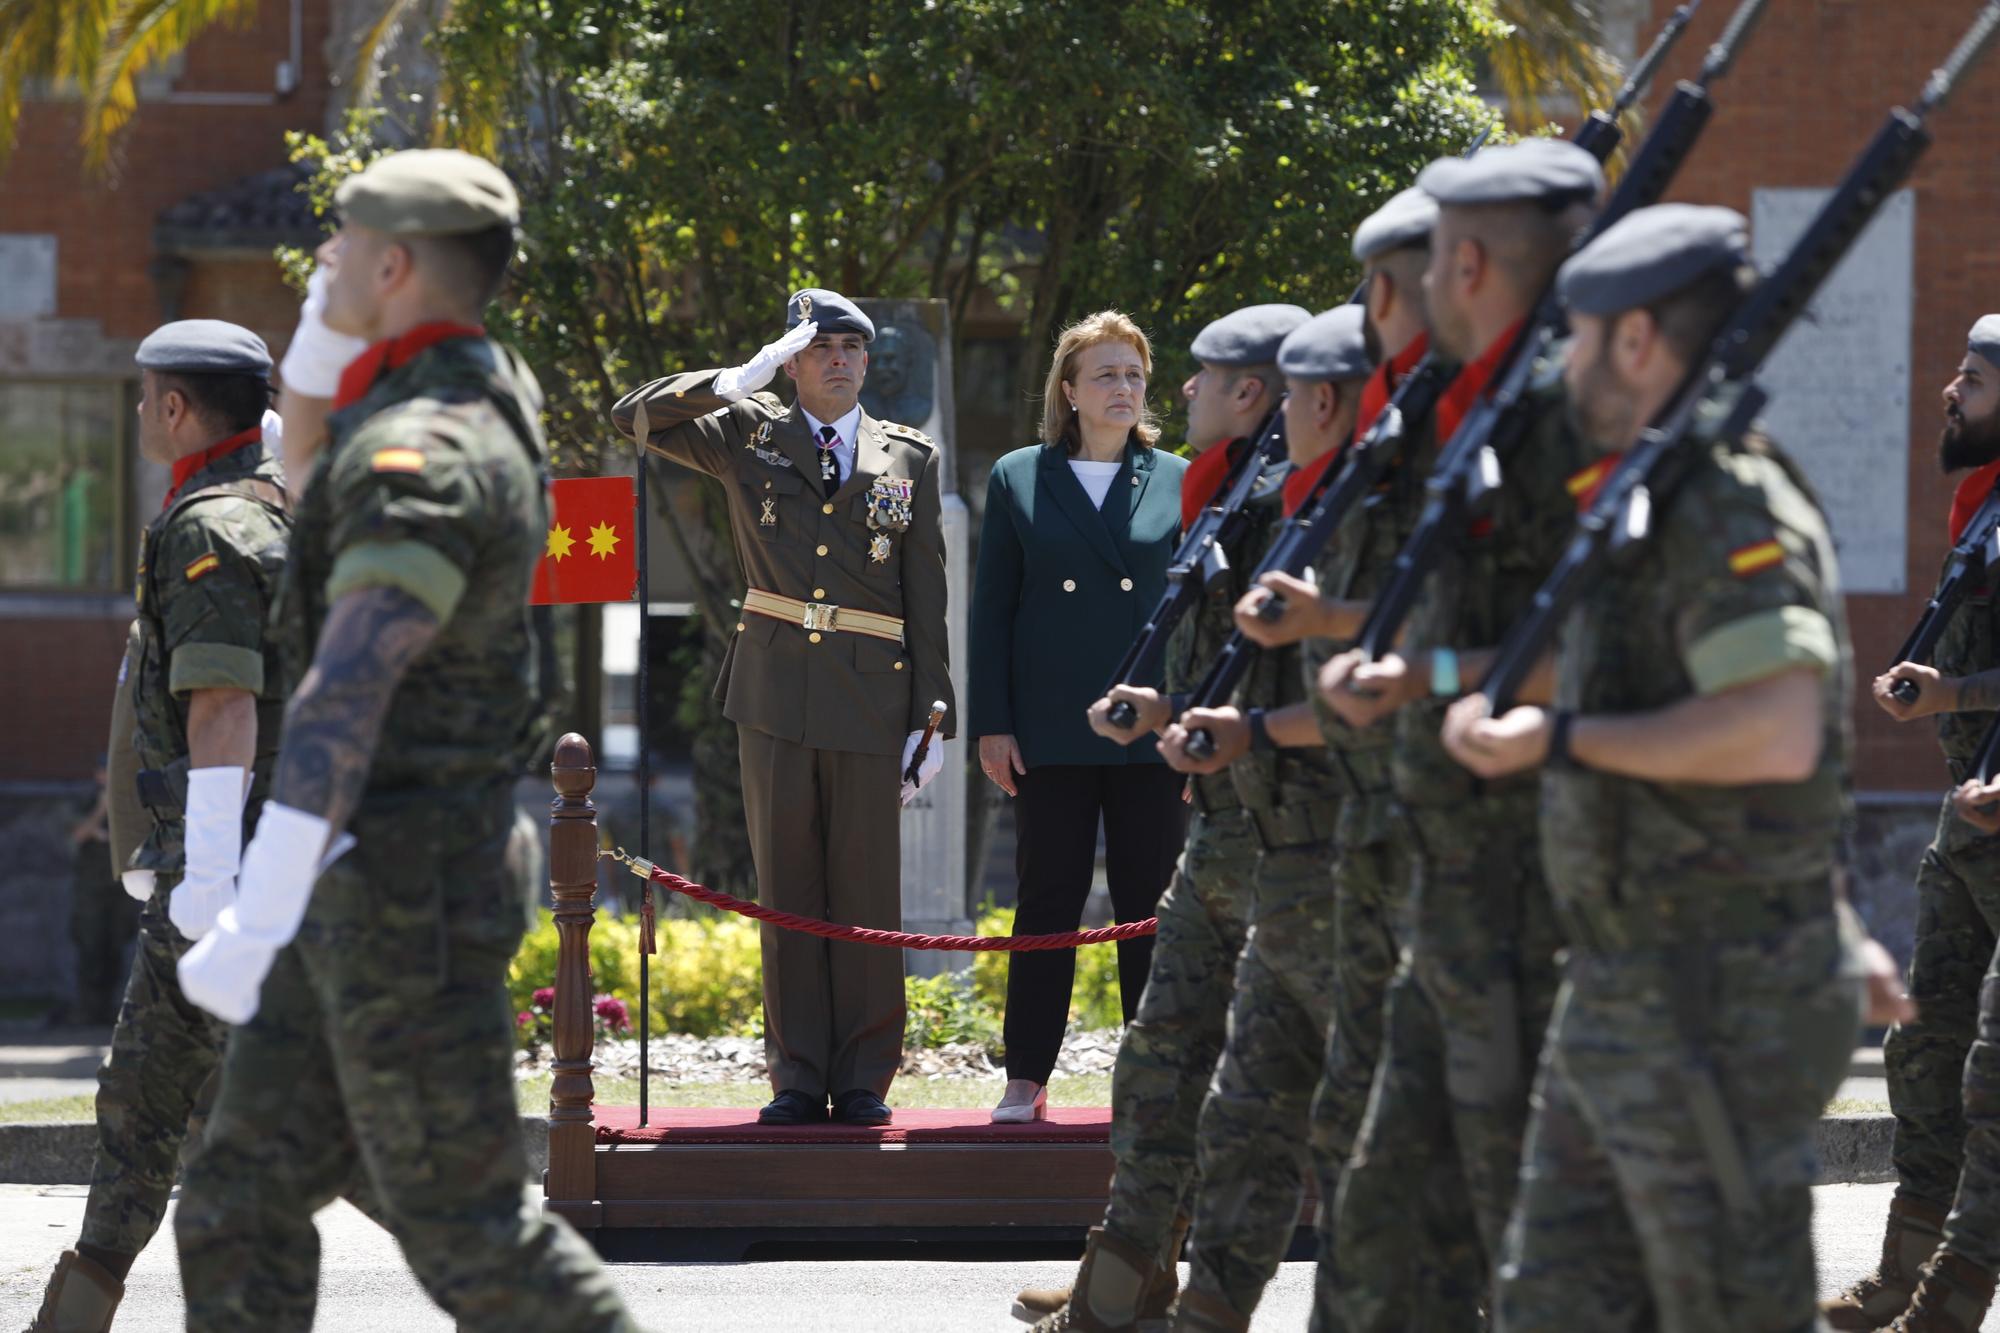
1888, 483, 2000, 703
1102, 405, 1287, 731
1478, 0, 2000, 714
1351, 0, 1764, 669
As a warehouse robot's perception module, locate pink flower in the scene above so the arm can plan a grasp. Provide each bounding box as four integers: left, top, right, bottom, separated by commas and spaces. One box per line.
593, 995, 631, 1033
516, 1011, 532, 1028
531, 987, 556, 1010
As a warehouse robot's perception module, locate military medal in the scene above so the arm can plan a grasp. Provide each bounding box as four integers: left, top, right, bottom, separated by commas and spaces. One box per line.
820, 448, 838, 488
746, 421, 772, 453
869, 532, 892, 563
760, 497, 777, 527
864, 477, 915, 532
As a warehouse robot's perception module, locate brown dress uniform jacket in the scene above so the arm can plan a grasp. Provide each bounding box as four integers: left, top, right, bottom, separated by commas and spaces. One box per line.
612, 369, 954, 756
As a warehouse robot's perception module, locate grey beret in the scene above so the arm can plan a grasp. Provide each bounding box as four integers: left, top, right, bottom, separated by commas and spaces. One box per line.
134, 320, 273, 377
1417, 139, 1604, 209
1190, 303, 1313, 367
1278, 305, 1374, 384
1353, 187, 1439, 262
786, 288, 875, 341
1557, 204, 1748, 316
1969, 316, 2000, 368
335, 149, 519, 236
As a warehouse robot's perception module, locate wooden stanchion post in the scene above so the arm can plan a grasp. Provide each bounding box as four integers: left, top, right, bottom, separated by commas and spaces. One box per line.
546, 732, 601, 1227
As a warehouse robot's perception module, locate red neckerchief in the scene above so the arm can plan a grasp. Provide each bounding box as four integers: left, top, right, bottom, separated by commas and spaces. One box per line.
333, 322, 487, 410
1357, 331, 1430, 435
1434, 319, 1525, 448
1952, 459, 2000, 541
162, 426, 261, 512
1181, 436, 1243, 528
1569, 452, 1623, 511
1283, 443, 1343, 516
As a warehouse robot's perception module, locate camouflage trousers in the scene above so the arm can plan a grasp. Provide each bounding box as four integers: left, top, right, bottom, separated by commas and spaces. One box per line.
78, 872, 226, 1261
1946, 928, 2000, 1270
1101, 807, 1259, 1259
1329, 795, 1562, 1329
174, 788, 636, 1333
1495, 917, 1859, 1332
1888, 796, 2000, 1232
1182, 836, 1338, 1318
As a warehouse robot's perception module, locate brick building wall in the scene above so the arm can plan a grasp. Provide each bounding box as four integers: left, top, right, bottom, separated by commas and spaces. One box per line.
1629, 0, 2000, 798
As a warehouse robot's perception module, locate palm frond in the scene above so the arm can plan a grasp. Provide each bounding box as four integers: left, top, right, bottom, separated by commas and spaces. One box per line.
81, 0, 260, 169
354, 0, 421, 110
0, 0, 105, 168
1487, 0, 1625, 131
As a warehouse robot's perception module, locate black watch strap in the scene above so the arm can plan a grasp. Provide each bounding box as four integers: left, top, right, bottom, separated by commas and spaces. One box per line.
1247, 708, 1275, 752
1547, 711, 1578, 770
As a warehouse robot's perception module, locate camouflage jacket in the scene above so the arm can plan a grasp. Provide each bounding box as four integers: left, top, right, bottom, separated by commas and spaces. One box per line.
276, 334, 551, 793
127, 435, 289, 873
1930, 543, 2000, 776
1392, 361, 1591, 813
1542, 430, 1851, 940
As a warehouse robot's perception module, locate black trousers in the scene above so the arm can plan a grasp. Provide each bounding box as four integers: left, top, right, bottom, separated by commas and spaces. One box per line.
1004, 762, 1189, 1083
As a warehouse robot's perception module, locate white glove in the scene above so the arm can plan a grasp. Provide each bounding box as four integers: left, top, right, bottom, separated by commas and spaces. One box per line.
121, 869, 155, 903
713, 320, 819, 402
177, 802, 334, 1025
899, 731, 946, 807
278, 266, 368, 398
169, 766, 245, 941
261, 407, 285, 457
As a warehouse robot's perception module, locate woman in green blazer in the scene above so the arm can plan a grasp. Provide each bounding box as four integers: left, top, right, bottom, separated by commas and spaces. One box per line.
969, 311, 1190, 1122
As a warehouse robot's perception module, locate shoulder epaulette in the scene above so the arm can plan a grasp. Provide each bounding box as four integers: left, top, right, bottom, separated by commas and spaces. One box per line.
880, 421, 936, 450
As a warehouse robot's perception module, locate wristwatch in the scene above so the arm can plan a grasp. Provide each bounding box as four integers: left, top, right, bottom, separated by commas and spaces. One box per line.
1547, 711, 1579, 770
1247, 708, 1276, 752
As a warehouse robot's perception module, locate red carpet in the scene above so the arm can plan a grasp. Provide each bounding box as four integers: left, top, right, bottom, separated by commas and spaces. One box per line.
592, 1104, 1112, 1145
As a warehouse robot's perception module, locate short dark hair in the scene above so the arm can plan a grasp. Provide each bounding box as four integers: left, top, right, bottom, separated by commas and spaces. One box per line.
408, 223, 517, 311
155, 371, 270, 436
1645, 262, 1755, 364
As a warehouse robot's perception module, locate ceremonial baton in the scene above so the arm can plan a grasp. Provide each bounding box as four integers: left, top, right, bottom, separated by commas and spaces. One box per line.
906, 700, 948, 786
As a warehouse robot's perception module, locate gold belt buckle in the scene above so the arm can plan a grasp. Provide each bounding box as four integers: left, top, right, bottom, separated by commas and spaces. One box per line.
801, 601, 839, 633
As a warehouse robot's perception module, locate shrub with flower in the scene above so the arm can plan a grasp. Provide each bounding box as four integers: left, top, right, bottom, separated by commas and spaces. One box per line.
516, 987, 632, 1058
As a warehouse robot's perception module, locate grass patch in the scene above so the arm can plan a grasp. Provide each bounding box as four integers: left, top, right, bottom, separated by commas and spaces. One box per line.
0, 1094, 96, 1123
513, 1072, 1114, 1113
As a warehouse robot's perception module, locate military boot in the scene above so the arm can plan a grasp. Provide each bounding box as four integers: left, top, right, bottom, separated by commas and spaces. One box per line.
27, 1250, 124, 1333
1822, 1194, 1949, 1330
1024, 1226, 1168, 1331
1015, 1219, 1187, 1329
1166, 1289, 1250, 1333
1885, 1251, 1998, 1333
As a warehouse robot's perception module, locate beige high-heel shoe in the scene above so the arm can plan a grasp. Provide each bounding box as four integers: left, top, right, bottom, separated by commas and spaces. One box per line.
991, 1078, 1048, 1123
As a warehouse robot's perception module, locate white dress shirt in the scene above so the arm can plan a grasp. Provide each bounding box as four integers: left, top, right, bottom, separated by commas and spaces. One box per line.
801, 403, 863, 487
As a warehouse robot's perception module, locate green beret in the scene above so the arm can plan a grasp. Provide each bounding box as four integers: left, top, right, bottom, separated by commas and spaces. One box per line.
135, 319, 272, 376
1970, 316, 2000, 369
1418, 139, 1603, 209
1278, 305, 1373, 384
335, 149, 520, 237
1353, 187, 1438, 262
1558, 204, 1747, 316
785, 287, 874, 341
1190, 304, 1312, 367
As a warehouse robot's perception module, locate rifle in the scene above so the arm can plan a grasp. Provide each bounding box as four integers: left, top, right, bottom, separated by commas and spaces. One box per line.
1887, 479, 2000, 704
1477, 0, 2000, 714
1102, 405, 1288, 730
1350, 0, 1767, 668
1175, 0, 1715, 760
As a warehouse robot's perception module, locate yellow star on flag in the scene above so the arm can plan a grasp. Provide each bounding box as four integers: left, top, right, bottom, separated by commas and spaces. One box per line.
587, 521, 622, 560
545, 523, 575, 562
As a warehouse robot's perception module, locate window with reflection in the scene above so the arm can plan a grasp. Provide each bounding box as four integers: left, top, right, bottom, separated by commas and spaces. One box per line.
0, 381, 131, 591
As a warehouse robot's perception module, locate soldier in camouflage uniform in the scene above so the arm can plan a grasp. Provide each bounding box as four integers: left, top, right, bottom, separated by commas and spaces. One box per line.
27, 321, 289, 1333
1230, 187, 1483, 1332
1157, 303, 1374, 1333
1316, 140, 1603, 1327
1442, 204, 1862, 1332
1831, 314, 2000, 1332
171, 150, 637, 1332
1012, 304, 1307, 1332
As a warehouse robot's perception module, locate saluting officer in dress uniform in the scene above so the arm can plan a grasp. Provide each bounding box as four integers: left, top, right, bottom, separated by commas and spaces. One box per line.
611, 290, 954, 1126
28, 321, 289, 1332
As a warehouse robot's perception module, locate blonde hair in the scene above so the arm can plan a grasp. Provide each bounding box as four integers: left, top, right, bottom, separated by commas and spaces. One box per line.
1040, 310, 1162, 455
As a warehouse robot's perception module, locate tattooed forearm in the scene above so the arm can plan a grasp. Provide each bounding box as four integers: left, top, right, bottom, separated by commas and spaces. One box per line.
1955, 668, 2000, 714
271, 586, 440, 830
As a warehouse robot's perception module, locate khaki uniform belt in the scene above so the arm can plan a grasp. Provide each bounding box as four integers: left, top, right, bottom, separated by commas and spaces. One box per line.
743, 588, 905, 644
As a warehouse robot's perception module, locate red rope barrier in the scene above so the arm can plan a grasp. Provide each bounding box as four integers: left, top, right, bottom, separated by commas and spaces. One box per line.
607, 852, 1158, 951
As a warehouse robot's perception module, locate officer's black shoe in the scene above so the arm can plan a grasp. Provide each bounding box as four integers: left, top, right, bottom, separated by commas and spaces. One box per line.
831, 1090, 893, 1125
758, 1089, 829, 1125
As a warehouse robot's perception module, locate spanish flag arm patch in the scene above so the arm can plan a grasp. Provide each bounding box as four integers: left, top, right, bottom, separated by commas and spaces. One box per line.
183, 553, 221, 583
1726, 538, 1785, 578
1566, 459, 1611, 499
370, 447, 426, 474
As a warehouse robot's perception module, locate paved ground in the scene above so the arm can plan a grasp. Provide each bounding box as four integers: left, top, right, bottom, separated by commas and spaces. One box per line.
0, 1028, 111, 1106
0, 1181, 1991, 1330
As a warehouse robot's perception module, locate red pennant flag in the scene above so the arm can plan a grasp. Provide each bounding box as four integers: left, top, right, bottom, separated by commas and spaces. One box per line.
531, 476, 638, 605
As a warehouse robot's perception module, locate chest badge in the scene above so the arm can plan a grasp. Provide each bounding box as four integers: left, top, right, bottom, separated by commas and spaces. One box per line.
760, 497, 777, 528
746, 421, 794, 470
865, 477, 915, 533
869, 532, 892, 563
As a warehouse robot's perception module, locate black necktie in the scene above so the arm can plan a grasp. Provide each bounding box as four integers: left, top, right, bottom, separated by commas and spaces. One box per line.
817, 425, 841, 498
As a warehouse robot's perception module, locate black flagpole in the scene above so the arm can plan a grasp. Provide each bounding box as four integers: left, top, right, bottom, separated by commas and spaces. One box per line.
635, 430, 651, 1128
